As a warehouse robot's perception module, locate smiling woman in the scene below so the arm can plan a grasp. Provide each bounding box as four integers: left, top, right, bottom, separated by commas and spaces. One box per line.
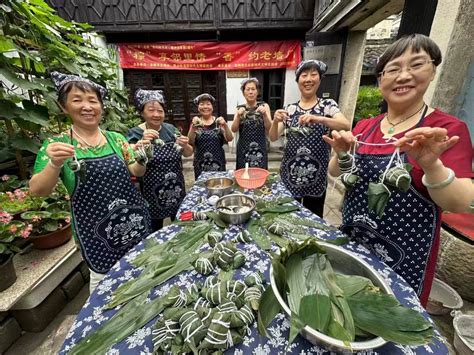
126, 89, 194, 232
325, 34, 473, 307
269, 59, 350, 218
29, 72, 152, 294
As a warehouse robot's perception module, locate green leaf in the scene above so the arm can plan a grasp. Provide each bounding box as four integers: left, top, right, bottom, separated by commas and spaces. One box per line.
335, 274, 373, 297
299, 294, 331, 333
0, 99, 23, 119
0, 68, 44, 91
367, 182, 391, 218
328, 316, 353, 343
347, 290, 433, 345
10, 135, 40, 154
257, 286, 281, 337
69, 290, 167, 354
42, 220, 59, 232
247, 219, 271, 251
288, 311, 305, 345
21, 100, 50, 125
21, 211, 51, 219
0, 37, 17, 53
286, 254, 306, 313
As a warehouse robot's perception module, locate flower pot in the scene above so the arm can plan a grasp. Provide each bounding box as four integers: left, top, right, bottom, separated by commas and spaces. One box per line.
29, 223, 72, 249
0, 254, 17, 292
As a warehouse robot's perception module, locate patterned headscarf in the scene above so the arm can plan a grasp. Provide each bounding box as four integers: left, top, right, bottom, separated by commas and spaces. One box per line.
240, 77, 260, 92
193, 93, 216, 105
295, 60, 328, 81
134, 89, 166, 111
50, 71, 107, 99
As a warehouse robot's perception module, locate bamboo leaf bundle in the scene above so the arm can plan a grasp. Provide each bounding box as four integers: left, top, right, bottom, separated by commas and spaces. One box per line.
258, 240, 434, 347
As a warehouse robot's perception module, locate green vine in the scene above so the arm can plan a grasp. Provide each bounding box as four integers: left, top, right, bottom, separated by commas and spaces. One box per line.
0, 0, 134, 176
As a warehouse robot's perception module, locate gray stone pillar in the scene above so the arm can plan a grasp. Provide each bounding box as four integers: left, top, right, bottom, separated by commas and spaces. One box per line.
338, 31, 367, 125
425, 0, 474, 115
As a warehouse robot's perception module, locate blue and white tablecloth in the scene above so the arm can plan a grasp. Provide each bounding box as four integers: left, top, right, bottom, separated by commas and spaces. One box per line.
61, 172, 448, 354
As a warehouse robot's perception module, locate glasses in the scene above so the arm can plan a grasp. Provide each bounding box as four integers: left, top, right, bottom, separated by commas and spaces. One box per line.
379, 59, 435, 78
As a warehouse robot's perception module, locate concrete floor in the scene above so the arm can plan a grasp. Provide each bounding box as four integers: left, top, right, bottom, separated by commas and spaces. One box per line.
5, 150, 471, 354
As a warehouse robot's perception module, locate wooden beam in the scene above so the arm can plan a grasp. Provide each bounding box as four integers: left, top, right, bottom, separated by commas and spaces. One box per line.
350, 0, 404, 31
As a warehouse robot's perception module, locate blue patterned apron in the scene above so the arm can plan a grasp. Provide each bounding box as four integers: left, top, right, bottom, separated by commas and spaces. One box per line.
236, 104, 268, 170
142, 141, 186, 220
71, 153, 151, 273
280, 111, 330, 198
341, 113, 438, 295
193, 120, 226, 179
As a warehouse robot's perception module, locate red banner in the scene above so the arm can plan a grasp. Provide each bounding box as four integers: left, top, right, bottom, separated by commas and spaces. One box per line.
118, 41, 301, 71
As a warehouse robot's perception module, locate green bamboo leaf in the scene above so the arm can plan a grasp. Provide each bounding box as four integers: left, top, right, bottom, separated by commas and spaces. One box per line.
327, 316, 353, 343
70, 287, 179, 354
348, 291, 433, 345
288, 311, 305, 345
299, 294, 331, 333
286, 254, 306, 313
257, 285, 281, 337
247, 219, 271, 251
335, 274, 373, 297
106, 253, 199, 309
367, 182, 391, 218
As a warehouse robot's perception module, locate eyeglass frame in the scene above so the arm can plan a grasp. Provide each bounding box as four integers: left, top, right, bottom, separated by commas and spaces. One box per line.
378, 58, 435, 78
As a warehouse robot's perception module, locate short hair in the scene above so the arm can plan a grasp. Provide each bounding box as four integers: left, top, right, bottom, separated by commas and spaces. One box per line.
240, 78, 260, 93
295, 60, 327, 81
376, 34, 442, 74
58, 81, 103, 108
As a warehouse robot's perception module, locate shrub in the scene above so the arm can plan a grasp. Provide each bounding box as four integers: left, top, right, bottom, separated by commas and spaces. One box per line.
353, 86, 383, 127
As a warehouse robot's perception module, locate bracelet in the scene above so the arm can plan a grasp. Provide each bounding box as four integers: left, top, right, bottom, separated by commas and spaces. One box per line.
422, 167, 455, 189
48, 160, 63, 169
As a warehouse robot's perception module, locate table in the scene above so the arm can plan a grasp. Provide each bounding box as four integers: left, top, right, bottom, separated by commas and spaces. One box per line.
60, 172, 448, 354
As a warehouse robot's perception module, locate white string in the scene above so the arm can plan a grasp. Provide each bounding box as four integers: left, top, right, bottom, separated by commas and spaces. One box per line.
380, 147, 401, 182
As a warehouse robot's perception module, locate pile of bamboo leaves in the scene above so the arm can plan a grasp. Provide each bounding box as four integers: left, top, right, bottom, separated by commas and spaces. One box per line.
258, 239, 434, 347
105, 223, 212, 309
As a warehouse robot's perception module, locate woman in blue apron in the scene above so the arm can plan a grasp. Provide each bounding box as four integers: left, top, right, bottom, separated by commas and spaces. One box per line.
188, 93, 233, 179
324, 34, 473, 306
231, 78, 272, 170
127, 89, 193, 232
270, 60, 350, 217
30, 72, 152, 292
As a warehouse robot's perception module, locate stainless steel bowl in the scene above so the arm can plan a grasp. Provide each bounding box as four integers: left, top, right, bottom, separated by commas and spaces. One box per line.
216, 194, 255, 225
270, 242, 393, 353
205, 177, 234, 197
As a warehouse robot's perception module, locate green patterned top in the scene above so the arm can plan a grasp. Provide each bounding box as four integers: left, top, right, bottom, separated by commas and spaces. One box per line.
33, 130, 136, 195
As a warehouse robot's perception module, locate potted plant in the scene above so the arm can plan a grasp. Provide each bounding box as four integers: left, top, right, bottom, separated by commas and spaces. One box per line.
20, 183, 72, 249
0, 175, 72, 249
0, 211, 32, 291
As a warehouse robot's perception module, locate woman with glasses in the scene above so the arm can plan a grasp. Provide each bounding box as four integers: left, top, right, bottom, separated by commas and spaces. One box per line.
127, 89, 193, 231
188, 93, 233, 179
324, 34, 473, 306
269, 60, 350, 217
231, 78, 272, 170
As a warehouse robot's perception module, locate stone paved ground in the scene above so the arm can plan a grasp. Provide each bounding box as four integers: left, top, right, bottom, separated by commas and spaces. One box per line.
5, 148, 471, 354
